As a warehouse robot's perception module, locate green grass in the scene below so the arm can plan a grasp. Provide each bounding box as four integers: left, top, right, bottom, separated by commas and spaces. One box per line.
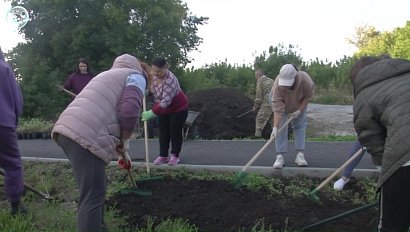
307, 134, 356, 141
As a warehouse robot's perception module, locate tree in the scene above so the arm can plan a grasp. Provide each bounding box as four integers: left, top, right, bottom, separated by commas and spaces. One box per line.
347, 25, 380, 49
354, 21, 410, 60
9, 0, 207, 118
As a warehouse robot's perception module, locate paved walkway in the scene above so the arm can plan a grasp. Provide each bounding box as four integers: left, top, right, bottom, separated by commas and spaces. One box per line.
19, 139, 378, 178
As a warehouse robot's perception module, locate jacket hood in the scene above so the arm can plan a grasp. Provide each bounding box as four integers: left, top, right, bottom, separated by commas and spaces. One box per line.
111, 54, 142, 73
354, 58, 410, 96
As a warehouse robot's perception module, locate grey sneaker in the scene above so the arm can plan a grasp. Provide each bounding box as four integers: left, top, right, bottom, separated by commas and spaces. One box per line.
295, 152, 308, 166
273, 154, 285, 169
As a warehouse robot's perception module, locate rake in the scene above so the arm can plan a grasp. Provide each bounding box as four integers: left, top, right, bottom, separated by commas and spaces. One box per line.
300, 201, 378, 231
233, 115, 294, 188
135, 94, 163, 183
0, 168, 53, 200
118, 151, 151, 196
306, 147, 366, 204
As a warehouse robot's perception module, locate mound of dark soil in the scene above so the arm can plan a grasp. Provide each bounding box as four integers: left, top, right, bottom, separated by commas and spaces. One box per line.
187, 88, 271, 139
107, 177, 378, 232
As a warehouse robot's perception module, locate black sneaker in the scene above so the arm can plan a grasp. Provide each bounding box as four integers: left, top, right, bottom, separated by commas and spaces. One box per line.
11, 202, 28, 215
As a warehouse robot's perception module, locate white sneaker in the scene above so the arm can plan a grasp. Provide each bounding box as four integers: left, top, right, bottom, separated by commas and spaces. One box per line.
333, 178, 349, 191
273, 154, 285, 169
295, 152, 308, 166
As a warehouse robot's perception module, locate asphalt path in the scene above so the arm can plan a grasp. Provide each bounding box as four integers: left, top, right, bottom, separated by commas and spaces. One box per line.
18, 139, 376, 169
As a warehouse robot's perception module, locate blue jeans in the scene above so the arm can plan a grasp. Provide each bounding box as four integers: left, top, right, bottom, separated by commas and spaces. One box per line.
275, 109, 307, 154
342, 140, 365, 177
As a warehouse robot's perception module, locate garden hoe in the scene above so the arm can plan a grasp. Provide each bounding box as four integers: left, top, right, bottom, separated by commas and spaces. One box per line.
233, 115, 295, 188
306, 147, 366, 205
135, 94, 163, 183
0, 168, 53, 200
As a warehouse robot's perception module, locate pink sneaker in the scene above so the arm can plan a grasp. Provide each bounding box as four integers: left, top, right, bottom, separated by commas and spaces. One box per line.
168, 154, 180, 166
153, 156, 169, 165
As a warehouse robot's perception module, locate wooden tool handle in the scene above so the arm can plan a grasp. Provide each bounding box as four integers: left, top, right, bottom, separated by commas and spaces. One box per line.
241, 115, 294, 172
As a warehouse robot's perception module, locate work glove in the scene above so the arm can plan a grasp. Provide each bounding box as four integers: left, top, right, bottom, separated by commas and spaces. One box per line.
117, 151, 132, 170
116, 139, 131, 169
141, 110, 157, 121
291, 110, 301, 119
271, 127, 278, 139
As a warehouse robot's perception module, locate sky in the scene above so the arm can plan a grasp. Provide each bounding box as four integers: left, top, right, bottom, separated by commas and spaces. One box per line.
1, 0, 409, 67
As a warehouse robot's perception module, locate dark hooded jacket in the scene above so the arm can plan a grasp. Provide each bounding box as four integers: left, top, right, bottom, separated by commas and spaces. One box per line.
353, 58, 410, 187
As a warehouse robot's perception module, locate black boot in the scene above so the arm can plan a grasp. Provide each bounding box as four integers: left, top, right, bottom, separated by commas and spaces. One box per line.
10, 201, 28, 215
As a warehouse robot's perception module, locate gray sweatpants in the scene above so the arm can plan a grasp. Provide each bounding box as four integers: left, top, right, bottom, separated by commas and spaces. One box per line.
56, 134, 107, 232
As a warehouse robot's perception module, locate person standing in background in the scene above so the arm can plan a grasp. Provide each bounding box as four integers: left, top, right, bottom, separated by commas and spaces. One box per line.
0, 47, 27, 215
252, 69, 274, 138
142, 56, 188, 166
350, 55, 410, 232
270, 64, 315, 169
62, 58, 94, 96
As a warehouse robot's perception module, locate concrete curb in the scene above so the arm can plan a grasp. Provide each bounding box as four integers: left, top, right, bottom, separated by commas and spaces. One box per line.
23, 157, 379, 178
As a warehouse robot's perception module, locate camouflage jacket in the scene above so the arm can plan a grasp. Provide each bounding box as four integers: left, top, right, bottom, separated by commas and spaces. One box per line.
254, 75, 274, 108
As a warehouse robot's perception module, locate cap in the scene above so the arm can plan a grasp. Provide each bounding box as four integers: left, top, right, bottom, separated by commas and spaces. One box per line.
278, 64, 297, 86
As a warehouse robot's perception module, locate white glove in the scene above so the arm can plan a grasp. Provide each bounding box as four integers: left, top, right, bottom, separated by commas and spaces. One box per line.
291, 110, 301, 119
271, 127, 278, 139
376, 166, 382, 172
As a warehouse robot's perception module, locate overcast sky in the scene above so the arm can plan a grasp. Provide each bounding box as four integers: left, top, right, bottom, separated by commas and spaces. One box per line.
183, 0, 410, 67
1, 0, 409, 67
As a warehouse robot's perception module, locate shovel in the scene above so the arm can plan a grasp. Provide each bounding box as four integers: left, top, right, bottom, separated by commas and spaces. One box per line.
226, 109, 253, 119
0, 168, 53, 200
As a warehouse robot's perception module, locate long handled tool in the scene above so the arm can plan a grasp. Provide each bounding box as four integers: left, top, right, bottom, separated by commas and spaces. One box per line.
306, 147, 366, 204
225, 109, 253, 119
233, 115, 294, 188
300, 201, 378, 231
0, 169, 53, 200
56, 85, 77, 98
135, 94, 163, 182
118, 151, 151, 196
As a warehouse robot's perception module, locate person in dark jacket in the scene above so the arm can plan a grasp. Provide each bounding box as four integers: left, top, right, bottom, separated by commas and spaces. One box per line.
350, 54, 410, 232
0, 47, 27, 215
141, 56, 188, 166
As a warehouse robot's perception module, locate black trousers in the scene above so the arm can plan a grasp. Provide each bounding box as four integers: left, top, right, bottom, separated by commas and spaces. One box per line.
158, 109, 188, 157
378, 165, 410, 232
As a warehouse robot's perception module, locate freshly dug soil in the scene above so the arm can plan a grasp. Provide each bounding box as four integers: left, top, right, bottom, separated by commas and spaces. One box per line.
106, 176, 378, 232
187, 88, 272, 139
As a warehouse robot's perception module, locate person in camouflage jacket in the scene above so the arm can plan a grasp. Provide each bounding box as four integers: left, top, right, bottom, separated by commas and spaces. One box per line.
253, 69, 274, 137
350, 55, 410, 232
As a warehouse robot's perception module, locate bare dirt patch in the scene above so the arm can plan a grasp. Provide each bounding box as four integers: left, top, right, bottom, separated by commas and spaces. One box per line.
187, 88, 355, 139
106, 176, 377, 232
